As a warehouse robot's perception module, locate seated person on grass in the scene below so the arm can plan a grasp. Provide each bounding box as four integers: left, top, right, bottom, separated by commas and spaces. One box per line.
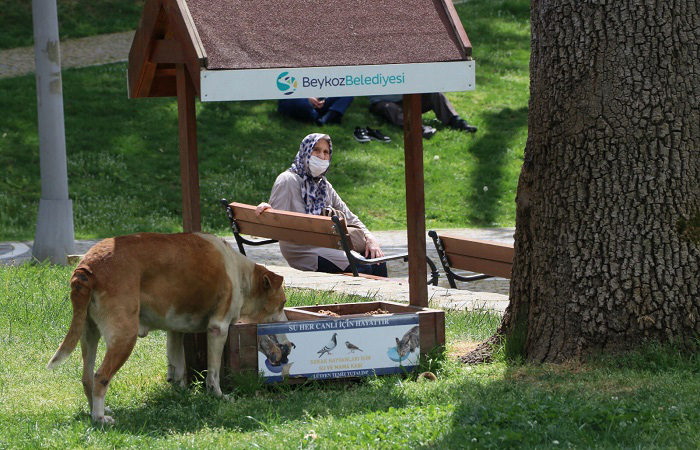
368, 93, 477, 139
256, 133, 387, 277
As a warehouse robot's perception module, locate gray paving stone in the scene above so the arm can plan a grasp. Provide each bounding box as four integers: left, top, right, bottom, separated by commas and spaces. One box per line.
0, 31, 134, 79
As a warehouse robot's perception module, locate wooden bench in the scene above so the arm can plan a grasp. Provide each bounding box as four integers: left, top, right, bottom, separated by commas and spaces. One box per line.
222, 199, 439, 284
428, 230, 514, 288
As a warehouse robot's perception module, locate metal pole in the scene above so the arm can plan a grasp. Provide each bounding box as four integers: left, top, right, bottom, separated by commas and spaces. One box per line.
31, 0, 75, 264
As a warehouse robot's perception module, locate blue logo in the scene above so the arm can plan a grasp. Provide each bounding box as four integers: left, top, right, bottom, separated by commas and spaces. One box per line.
276, 72, 297, 95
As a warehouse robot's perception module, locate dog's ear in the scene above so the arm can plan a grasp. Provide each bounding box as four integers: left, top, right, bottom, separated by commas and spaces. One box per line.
262, 270, 284, 290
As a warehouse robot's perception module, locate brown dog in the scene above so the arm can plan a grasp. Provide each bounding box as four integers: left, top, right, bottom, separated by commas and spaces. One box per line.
47, 232, 287, 424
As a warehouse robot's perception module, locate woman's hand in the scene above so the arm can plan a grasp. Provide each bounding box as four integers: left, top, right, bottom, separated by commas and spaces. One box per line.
364, 235, 385, 260
255, 202, 271, 216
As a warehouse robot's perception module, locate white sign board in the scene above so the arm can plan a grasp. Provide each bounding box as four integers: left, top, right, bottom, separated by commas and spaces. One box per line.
257, 314, 420, 382
201, 61, 475, 102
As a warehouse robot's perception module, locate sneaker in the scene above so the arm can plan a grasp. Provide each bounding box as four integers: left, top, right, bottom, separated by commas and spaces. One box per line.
366, 127, 391, 143
448, 116, 478, 133
353, 127, 371, 143
422, 125, 437, 139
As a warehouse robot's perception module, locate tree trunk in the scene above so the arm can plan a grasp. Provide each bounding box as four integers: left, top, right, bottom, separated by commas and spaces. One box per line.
500, 0, 700, 362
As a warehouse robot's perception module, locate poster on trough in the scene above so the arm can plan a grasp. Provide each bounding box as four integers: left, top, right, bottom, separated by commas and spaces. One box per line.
257, 314, 420, 382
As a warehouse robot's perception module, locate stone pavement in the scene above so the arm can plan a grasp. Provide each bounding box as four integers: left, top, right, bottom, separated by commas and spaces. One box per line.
0, 228, 514, 313
0, 31, 134, 79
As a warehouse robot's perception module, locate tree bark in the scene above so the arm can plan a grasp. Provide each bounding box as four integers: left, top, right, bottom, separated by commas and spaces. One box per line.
490, 0, 700, 363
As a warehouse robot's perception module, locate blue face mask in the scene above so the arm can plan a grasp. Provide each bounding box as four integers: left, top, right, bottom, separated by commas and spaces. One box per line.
308, 155, 330, 177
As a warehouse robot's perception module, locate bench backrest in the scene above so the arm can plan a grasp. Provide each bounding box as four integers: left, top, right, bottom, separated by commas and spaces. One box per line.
439, 234, 514, 279
229, 202, 350, 250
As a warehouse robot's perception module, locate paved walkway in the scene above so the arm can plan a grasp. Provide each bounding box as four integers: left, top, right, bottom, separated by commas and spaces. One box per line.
0, 228, 514, 313
0, 31, 134, 78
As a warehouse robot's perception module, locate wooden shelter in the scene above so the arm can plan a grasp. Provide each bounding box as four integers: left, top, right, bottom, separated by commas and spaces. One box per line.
128, 0, 474, 308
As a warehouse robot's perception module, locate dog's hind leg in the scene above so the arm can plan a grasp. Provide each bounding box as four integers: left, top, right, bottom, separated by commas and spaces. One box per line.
80, 316, 100, 414
166, 331, 186, 388
205, 320, 229, 397
91, 321, 138, 424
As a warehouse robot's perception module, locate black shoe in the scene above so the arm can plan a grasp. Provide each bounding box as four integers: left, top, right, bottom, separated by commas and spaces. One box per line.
448, 116, 478, 133
366, 127, 391, 143
422, 125, 437, 139
316, 110, 342, 126
354, 127, 371, 143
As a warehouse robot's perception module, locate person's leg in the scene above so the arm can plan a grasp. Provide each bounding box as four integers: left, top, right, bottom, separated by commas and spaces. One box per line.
371, 100, 436, 138
353, 262, 388, 278
325, 96, 354, 115
421, 92, 459, 124
368, 101, 404, 127
277, 99, 319, 123
371, 262, 388, 277
316, 97, 353, 125
317, 256, 345, 274
422, 92, 477, 132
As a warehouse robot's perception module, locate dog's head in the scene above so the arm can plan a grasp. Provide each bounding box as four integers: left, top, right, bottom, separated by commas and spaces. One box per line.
242, 265, 287, 324
259, 335, 284, 365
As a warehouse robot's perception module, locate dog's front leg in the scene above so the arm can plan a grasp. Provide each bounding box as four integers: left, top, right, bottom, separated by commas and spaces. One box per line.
166, 331, 186, 388
205, 321, 229, 397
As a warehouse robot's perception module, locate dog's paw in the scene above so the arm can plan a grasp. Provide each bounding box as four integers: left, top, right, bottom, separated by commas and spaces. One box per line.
93, 415, 115, 425
207, 388, 224, 398
167, 377, 187, 388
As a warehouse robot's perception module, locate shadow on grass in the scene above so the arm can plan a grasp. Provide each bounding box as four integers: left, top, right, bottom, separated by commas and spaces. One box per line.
97, 375, 411, 436
463, 106, 527, 226
40, 355, 697, 448
432, 344, 700, 447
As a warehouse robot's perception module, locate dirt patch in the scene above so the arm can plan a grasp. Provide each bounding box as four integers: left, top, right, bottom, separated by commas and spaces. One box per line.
448, 340, 480, 358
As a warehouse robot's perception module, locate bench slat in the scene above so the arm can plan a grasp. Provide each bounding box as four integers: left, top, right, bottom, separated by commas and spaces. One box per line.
440, 235, 513, 263
231, 202, 346, 235
235, 221, 345, 249
445, 253, 512, 279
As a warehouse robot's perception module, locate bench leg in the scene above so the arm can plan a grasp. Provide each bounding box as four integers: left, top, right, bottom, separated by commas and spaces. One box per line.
426, 256, 440, 286
429, 231, 457, 288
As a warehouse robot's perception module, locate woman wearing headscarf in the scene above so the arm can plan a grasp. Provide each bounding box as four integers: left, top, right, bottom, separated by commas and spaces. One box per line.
256, 133, 386, 276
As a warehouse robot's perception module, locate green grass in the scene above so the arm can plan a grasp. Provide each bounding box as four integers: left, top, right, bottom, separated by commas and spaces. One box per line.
0, 0, 529, 241
2, 263, 700, 448
0, 0, 143, 49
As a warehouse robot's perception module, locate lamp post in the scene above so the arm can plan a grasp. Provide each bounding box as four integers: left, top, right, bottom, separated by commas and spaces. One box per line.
31, 0, 75, 264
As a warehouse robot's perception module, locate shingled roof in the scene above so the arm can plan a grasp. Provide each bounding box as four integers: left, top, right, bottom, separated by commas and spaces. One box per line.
128, 0, 472, 98
188, 0, 469, 70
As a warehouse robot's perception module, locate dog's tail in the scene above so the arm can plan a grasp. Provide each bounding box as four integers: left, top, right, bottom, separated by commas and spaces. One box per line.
47, 268, 95, 369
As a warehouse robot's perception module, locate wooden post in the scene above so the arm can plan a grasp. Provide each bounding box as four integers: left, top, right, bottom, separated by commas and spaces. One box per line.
176, 63, 201, 232
402, 94, 428, 307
